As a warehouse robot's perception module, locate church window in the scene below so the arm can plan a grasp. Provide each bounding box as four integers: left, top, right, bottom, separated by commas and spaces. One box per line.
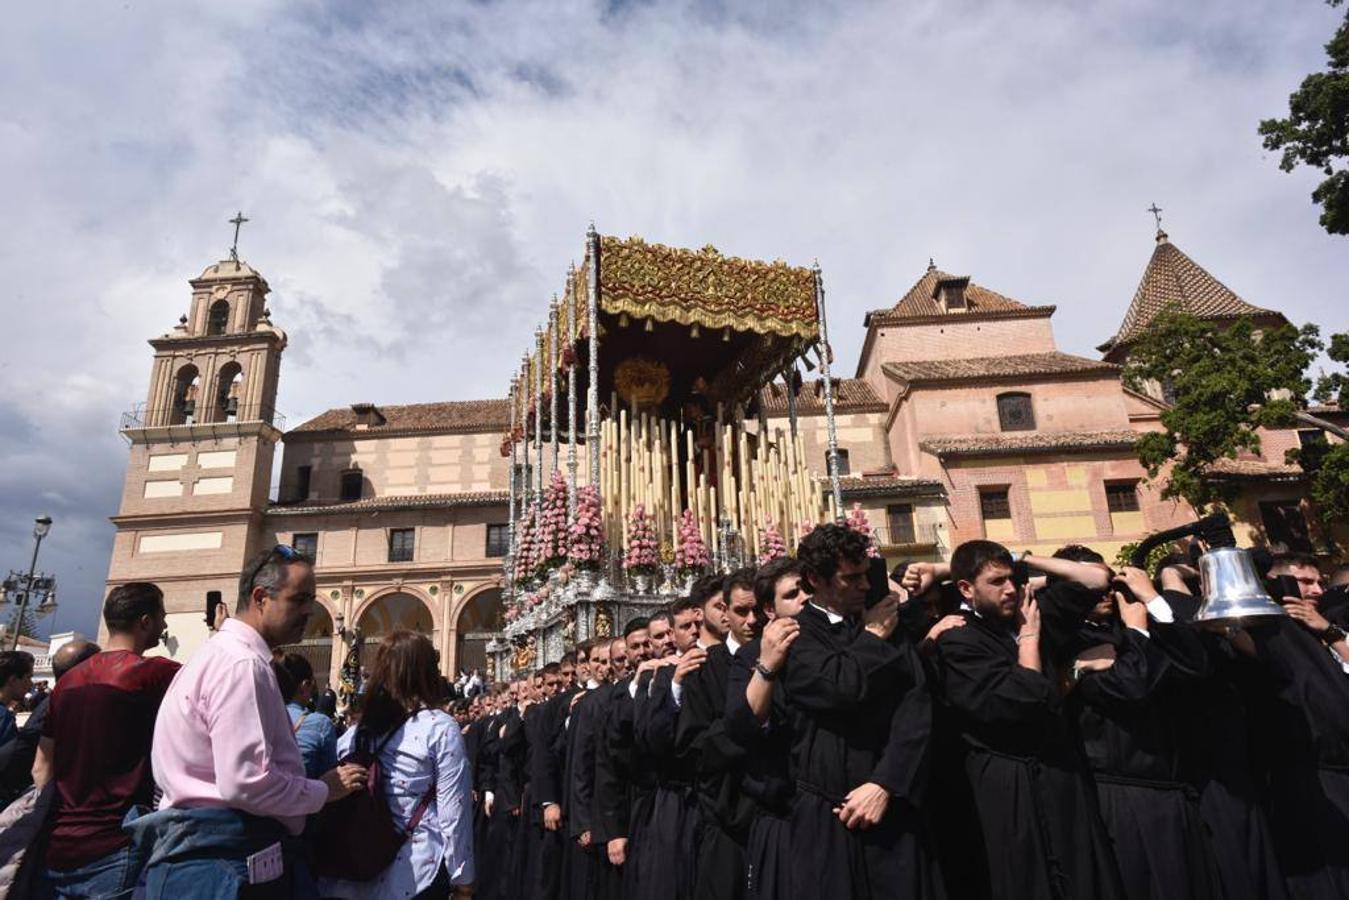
207, 300, 230, 336
828, 449, 851, 476
979, 487, 1012, 521
339, 470, 363, 502
1105, 481, 1141, 513
486, 524, 509, 558
388, 528, 416, 563
886, 504, 916, 544
291, 532, 318, 560
996, 393, 1036, 432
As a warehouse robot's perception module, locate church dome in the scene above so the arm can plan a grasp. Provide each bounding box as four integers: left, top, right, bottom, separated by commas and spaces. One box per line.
194, 259, 264, 282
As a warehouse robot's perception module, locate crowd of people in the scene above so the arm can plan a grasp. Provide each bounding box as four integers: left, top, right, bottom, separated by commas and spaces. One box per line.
2, 526, 1349, 898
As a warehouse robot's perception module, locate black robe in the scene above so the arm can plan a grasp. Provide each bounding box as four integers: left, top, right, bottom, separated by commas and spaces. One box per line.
674, 642, 755, 900
1244, 617, 1349, 898
595, 674, 654, 898
723, 639, 795, 900
516, 691, 574, 900
775, 604, 943, 900
633, 665, 701, 900
932, 609, 1124, 900
562, 685, 609, 900
479, 707, 524, 900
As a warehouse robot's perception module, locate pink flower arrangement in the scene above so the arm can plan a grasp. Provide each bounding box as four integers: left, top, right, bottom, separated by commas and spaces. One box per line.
758, 521, 788, 565
569, 485, 605, 570
504, 604, 521, 622
538, 471, 570, 568
674, 509, 709, 574
513, 507, 537, 583
624, 505, 660, 575
799, 521, 817, 540
845, 503, 880, 558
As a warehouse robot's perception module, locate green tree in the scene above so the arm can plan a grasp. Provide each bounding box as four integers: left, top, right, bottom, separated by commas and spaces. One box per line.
1289, 330, 1349, 531
1122, 311, 1323, 510
1259, 1, 1349, 235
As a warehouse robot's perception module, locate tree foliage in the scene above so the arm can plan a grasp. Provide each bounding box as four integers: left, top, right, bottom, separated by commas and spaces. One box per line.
1123, 311, 1322, 510
1259, 1, 1349, 235
1290, 329, 1349, 529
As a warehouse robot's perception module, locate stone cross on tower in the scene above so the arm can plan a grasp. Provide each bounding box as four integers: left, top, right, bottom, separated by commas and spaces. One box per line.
228, 211, 249, 262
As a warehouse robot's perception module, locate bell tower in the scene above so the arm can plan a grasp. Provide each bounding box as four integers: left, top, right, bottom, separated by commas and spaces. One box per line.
104, 247, 288, 660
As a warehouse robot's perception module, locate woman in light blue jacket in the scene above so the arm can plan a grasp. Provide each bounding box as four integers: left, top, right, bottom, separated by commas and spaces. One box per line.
318, 630, 474, 899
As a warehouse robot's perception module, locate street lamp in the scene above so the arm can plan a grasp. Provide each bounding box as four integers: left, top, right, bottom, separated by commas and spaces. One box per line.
4, 515, 56, 650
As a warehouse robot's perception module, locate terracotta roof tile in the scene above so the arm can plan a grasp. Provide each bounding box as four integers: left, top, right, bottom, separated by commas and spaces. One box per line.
866, 267, 1055, 323
823, 474, 946, 499
882, 352, 1118, 386
1206, 458, 1304, 480
760, 379, 888, 415
1100, 236, 1283, 352
270, 490, 509, 516
290, 399, 511, 436
920, 430, 1140, 458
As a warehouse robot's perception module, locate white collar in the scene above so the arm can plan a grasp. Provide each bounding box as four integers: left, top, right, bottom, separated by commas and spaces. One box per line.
585, 678, 600, 689
726, 633, 743, 657
809, 602, 845, 625
959, 601, 984, 620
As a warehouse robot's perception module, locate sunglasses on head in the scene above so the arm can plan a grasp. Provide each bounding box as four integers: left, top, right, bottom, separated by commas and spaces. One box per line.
243, 544, 305, 598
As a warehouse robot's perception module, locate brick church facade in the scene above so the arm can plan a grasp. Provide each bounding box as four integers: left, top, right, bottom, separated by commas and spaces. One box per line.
103, 230, 1343, 681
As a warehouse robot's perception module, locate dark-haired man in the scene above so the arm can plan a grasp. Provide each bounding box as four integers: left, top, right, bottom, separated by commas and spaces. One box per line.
132, 547, 368, 896
932, 539, 1123, 899
0, 652, 33, 752
32, 583, 176, 898
774, 525, 942, 899
0, 639, 98, 809
595, 619, 654, 895
562, 639, 613, 899
675, 569, 762, 899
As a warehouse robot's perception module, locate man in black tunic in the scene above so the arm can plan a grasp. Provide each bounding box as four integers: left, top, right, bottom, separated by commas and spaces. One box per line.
635, 595, 709, 900
674, 569, 763, 900
775, 525, 944, 900
931, 539, 1124, 900
594, 623, 652, 897
563, 639, 612, 900
482, 679, 529, 900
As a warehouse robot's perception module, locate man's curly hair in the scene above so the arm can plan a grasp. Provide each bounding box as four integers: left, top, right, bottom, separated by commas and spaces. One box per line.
797, 523, 871, 586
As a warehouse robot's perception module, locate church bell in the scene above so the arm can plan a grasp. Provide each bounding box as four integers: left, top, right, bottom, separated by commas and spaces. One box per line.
1196, 546, 1287, 622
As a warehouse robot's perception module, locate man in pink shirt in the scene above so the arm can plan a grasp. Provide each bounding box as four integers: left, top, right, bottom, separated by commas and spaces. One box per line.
129, 545, 366, 898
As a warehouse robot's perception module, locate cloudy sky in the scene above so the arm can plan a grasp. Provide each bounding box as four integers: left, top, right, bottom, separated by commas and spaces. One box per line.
2, 0, 1345, 639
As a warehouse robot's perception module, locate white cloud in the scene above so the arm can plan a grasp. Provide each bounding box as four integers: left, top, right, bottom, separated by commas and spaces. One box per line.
0, 0, 1345, 636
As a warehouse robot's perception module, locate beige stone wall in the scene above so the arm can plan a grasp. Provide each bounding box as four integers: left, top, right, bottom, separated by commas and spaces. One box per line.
860, 316, 1058, 396
763, 410, 892, 477
280, 431, 511, 503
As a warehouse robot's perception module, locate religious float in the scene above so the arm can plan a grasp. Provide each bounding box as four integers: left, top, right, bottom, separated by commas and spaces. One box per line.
487, 226, 851, 680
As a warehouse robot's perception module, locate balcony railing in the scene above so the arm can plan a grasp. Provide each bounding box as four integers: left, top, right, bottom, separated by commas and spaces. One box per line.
120, 401, 287, 432
872, 521, 942, 548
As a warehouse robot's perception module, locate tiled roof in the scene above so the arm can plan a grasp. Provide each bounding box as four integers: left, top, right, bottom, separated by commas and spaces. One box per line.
823, 474, 945, 499
882, 352, 1118, 386
1100, 235, 1284, 352
866, 266, 1055, 323
760, 379, 888, 415
289, 399, 511, 436
269, 490, 509, 516
920, 430, 1140, 458
1206, 458, 1304, 481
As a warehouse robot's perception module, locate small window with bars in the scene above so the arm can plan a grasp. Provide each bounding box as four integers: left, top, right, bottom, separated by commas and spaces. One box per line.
996, 393, 1035, 432
979, 487, 1012, 521
388, 528, 416, 563
828, 449, 851, 477
486, 524, 509, 558
1105, 481, 1141, 513
291, 532, 318, 561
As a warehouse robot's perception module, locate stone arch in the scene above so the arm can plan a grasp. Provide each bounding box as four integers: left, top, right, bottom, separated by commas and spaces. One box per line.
451, 586, 503, 678
275, 599, 335, 691
207, 299, 231, 335
214, 361, 244, 423
354, 587, 437, 639
171, 364, 201, 425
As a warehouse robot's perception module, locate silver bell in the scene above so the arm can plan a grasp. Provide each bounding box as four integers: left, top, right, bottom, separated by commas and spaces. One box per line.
1196, 546, 1288, 622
